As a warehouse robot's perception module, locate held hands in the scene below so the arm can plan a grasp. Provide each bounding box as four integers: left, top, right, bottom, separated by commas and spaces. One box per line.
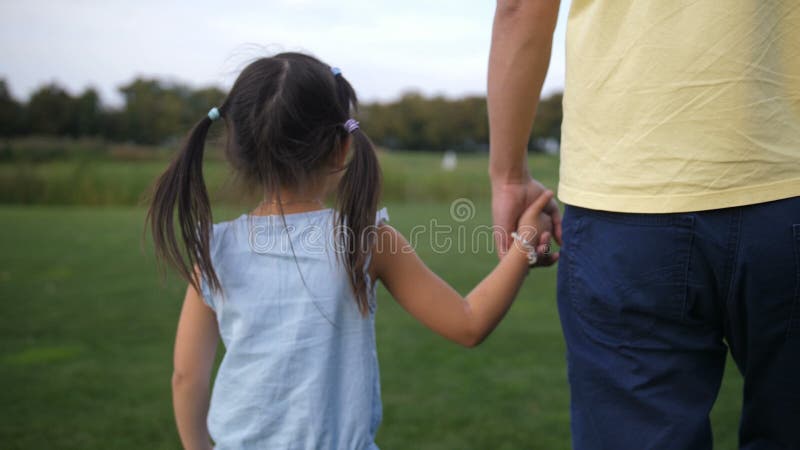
514, 189, 558, 266
492, 176, 561, 267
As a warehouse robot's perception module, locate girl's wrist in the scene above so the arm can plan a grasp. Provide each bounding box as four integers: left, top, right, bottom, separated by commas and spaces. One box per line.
509, 231, 538, 269
506, 236, 535, 272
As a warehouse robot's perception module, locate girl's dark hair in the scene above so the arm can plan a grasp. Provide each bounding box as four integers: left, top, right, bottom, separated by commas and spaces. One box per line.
147, 52, 381, 315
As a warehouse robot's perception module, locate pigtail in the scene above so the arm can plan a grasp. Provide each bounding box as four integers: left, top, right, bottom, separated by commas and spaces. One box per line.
336, 126, 381, 316
330, 70, 382, 315
147, 112, 221, 295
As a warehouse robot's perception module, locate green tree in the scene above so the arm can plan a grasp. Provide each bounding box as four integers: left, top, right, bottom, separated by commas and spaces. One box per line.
74, 88, 102, 137
118, 79, 225, 144
530, 92, 562, 151
185, 87, 226, 122
5, 73, 563, 151
27, 83, 76, 136
0, 79, 23, 136
118, 79, 183, 144
362, 93, 492, 152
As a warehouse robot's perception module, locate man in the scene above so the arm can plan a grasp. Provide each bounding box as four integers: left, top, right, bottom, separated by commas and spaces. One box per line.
488, 1, 800, 449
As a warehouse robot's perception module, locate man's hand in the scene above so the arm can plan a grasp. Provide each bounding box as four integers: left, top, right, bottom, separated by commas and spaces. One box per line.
492, 176, 561, 264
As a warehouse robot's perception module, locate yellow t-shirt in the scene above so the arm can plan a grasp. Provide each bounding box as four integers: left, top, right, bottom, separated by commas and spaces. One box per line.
559, 0, 800, 213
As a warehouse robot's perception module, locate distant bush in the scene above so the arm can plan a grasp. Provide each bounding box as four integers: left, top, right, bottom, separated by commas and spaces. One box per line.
0, 145, 560, 206
0, 137, 108, 162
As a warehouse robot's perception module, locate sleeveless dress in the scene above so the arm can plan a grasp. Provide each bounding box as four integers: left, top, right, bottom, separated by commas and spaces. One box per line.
199, 208, 388, 449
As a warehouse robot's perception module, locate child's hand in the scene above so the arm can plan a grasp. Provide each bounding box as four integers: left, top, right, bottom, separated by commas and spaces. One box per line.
515, 190, 559, 267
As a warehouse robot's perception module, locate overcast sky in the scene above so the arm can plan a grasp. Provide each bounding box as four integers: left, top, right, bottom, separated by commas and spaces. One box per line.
0, 0, 571, 106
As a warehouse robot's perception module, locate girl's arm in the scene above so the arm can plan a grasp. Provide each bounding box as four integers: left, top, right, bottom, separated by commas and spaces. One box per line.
372, 191, 554, 347
172, 280, 219, 450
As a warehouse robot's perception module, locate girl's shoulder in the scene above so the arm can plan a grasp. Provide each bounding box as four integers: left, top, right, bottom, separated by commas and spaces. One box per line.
208, 216, 240, 247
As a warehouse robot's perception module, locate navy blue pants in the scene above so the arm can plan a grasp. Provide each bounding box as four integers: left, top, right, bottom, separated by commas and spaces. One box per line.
557, 196, 800, 450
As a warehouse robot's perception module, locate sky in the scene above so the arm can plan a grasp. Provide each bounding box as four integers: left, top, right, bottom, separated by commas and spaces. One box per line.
0, 0, 571, 106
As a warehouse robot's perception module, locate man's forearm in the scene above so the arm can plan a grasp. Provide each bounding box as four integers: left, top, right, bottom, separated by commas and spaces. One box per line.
488, 0, 560, 182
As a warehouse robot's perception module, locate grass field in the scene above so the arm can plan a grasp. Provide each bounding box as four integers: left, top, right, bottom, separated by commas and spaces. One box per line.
0, 149, 559, 206
0, 151, 744, 448
0, 142, 558, 206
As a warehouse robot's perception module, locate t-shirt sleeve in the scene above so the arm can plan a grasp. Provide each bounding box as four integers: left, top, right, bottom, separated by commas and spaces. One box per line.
199, 274, 216, 312
375, 207, 389, 227
197, 221, 224, 312
364, 207, 389, 297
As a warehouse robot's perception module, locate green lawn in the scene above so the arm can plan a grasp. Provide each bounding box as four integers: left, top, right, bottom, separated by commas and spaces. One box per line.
0, 202, 743, 449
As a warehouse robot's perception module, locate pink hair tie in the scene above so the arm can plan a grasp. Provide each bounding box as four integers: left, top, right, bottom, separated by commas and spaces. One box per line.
343, 119, 360, 133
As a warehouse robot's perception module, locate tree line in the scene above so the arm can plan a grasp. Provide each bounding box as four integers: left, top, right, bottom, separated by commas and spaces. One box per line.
0, 78, 562, 152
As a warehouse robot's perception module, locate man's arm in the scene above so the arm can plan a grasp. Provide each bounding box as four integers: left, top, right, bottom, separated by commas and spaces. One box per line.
488, 0, 562, 257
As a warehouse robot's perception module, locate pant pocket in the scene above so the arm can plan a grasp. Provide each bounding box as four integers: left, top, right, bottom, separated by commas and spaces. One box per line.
567, 208, 695, 346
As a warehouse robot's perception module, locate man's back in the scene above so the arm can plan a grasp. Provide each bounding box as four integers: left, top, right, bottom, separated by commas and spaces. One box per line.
560, 0, 800, 213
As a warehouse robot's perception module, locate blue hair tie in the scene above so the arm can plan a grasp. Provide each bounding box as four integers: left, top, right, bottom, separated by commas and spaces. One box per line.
331, 67, 342, 76
208, 107, 221, 121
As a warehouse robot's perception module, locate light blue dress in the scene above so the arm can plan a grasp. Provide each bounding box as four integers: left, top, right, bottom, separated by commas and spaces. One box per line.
199, 208, 388, 449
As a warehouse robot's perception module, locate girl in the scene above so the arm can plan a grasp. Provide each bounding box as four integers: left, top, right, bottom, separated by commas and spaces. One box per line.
148, 52, 555, 450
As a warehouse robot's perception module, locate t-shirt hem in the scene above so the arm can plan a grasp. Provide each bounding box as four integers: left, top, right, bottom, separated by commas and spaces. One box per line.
557, 177, 800, 213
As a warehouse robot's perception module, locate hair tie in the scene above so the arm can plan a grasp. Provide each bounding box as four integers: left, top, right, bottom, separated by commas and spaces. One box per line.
331, 67, 342, 76
207, 107, 221, 121
343, 119, 359, 133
